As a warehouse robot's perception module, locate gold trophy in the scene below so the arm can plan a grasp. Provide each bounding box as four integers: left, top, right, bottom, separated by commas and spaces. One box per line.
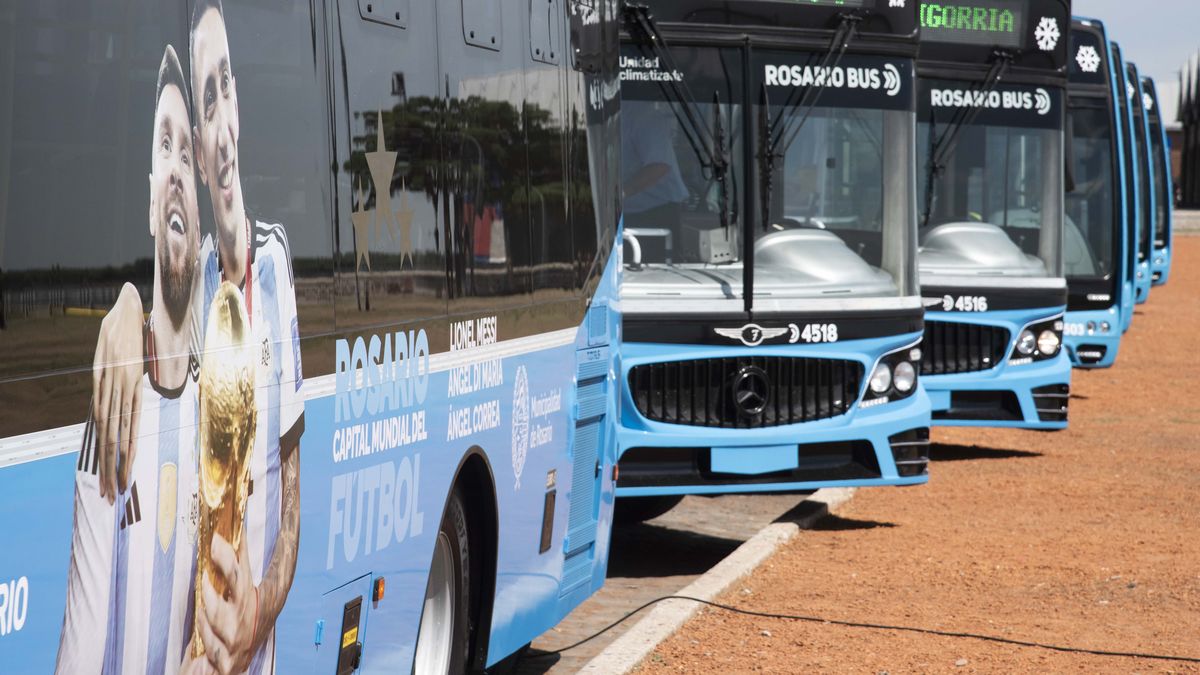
192, 281, 257, 658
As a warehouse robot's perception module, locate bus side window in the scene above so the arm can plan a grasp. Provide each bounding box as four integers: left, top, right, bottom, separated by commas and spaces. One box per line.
332, 0, 449, 337
528, 0, 572, 296
219, 1, 336, 376
0, 4, 188, 437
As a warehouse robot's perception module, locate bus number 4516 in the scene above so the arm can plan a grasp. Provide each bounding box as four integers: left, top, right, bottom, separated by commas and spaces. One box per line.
943, 295, 989, 312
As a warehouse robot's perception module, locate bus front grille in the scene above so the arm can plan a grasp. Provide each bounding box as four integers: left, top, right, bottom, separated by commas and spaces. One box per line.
628, 356, 863, 429
920, 320, 1010, 375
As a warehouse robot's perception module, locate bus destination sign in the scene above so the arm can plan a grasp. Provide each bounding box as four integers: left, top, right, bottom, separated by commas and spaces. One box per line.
920, 0, 1025, 49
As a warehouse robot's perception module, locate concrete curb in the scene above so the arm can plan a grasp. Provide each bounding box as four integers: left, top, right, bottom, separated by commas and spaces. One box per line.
578, 487, 856, 674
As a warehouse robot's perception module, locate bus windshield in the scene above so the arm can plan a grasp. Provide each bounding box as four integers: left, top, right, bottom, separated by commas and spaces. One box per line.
1145, 86, 1170, 247
1128, 66, 1152, 263
916, 80, 1064, 280
1113, 46, 1138, 274
620, 42, 917, 308
1064, 100, 1117, 280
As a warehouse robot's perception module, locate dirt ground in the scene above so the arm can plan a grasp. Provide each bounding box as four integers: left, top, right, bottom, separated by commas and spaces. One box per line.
638, 237, 1200, 674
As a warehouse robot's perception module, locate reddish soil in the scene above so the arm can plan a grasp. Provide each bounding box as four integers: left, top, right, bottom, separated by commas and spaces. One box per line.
638, 237, 1200, 674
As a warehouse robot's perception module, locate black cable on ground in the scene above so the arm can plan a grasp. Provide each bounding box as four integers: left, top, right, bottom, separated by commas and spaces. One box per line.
527, 594, 1200, 664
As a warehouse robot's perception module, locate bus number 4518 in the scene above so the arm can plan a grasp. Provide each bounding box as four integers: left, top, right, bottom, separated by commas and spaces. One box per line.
791, 323, 839, 343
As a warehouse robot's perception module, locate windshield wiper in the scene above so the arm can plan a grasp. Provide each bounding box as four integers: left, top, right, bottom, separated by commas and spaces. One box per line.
920, 49, 1014, 228
623, 3, 735, 236
711, 91, 734, 235
767, 14, 861, 161
755, 13, 860, 238
758, 82, 774, 236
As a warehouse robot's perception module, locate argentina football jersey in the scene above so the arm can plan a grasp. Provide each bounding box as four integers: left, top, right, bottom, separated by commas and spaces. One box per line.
56, 410, 117, 675
197, 220, 304, 673
57, 369, 200, 675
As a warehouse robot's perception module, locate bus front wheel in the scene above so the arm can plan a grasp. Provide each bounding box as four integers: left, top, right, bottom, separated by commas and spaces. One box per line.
414, 489, 472, 674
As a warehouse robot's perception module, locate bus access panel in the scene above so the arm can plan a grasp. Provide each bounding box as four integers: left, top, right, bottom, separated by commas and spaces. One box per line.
0, 0, 624, 672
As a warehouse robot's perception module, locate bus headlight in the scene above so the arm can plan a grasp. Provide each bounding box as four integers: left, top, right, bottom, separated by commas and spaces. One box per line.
1100, 321, 1111, 333
861, 345, 920, 407
1037, 330, 1061, 356
1011, 317, 1063, 365
869, 363, 892, 394
1016, 330, 1036, 356
893, 361, 916, 393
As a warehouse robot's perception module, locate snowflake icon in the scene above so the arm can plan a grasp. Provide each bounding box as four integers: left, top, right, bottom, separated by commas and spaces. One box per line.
1034, 17, 1060, 52
1143, 93, 1154, 111
1075, 45, 1101, 73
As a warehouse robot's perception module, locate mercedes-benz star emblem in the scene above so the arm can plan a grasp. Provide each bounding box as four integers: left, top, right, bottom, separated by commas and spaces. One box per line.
731, 365, 771, 417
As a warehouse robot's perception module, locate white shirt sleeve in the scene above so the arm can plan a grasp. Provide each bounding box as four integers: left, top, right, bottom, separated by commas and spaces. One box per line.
55, 419, 113, 675
265, 225, 304, 448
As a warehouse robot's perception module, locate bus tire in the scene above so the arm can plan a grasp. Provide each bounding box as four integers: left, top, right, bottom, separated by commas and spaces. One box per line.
613, 494, 685, 524
414, 489, 472, 675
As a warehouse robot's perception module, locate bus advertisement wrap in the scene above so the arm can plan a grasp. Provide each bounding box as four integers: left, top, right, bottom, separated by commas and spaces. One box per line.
0, 0, 623, 671
0, 332, 585, 673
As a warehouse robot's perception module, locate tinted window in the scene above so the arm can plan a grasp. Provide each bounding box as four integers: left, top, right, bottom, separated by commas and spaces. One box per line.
1065, 101, 1116, 279
0, 3, 188, 436
0, 1, 332, 437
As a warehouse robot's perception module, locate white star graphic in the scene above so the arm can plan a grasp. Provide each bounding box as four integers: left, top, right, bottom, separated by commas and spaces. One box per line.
395, 179, 415, 268
364, 110, 398, 241
351, 178, 373, 272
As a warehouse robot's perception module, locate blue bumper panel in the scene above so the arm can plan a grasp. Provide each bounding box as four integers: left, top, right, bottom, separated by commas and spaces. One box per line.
923, 309, 1071, 430
1064, 308, 1123, 368
711, 445, 801, 474
616, 334, 932, 496
1134, 261, 1152, 303
1151, 246, 1171, 286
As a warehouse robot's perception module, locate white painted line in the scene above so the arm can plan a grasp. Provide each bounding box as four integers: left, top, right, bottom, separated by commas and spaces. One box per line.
579, 488, 856, 674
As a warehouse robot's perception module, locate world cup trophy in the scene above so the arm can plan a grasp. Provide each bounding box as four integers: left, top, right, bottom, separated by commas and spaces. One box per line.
192, 281, 257, 658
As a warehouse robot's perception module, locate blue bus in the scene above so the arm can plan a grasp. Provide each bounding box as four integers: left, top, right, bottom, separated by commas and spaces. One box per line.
1127, 60, 1155, 305
0, 0, 623, 672
1142, 76, 1174, 286
1110, 42, 1140, 333
915, 0, 1072, 430
615, 0, 930, 513
1061, 18, 1131, 368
